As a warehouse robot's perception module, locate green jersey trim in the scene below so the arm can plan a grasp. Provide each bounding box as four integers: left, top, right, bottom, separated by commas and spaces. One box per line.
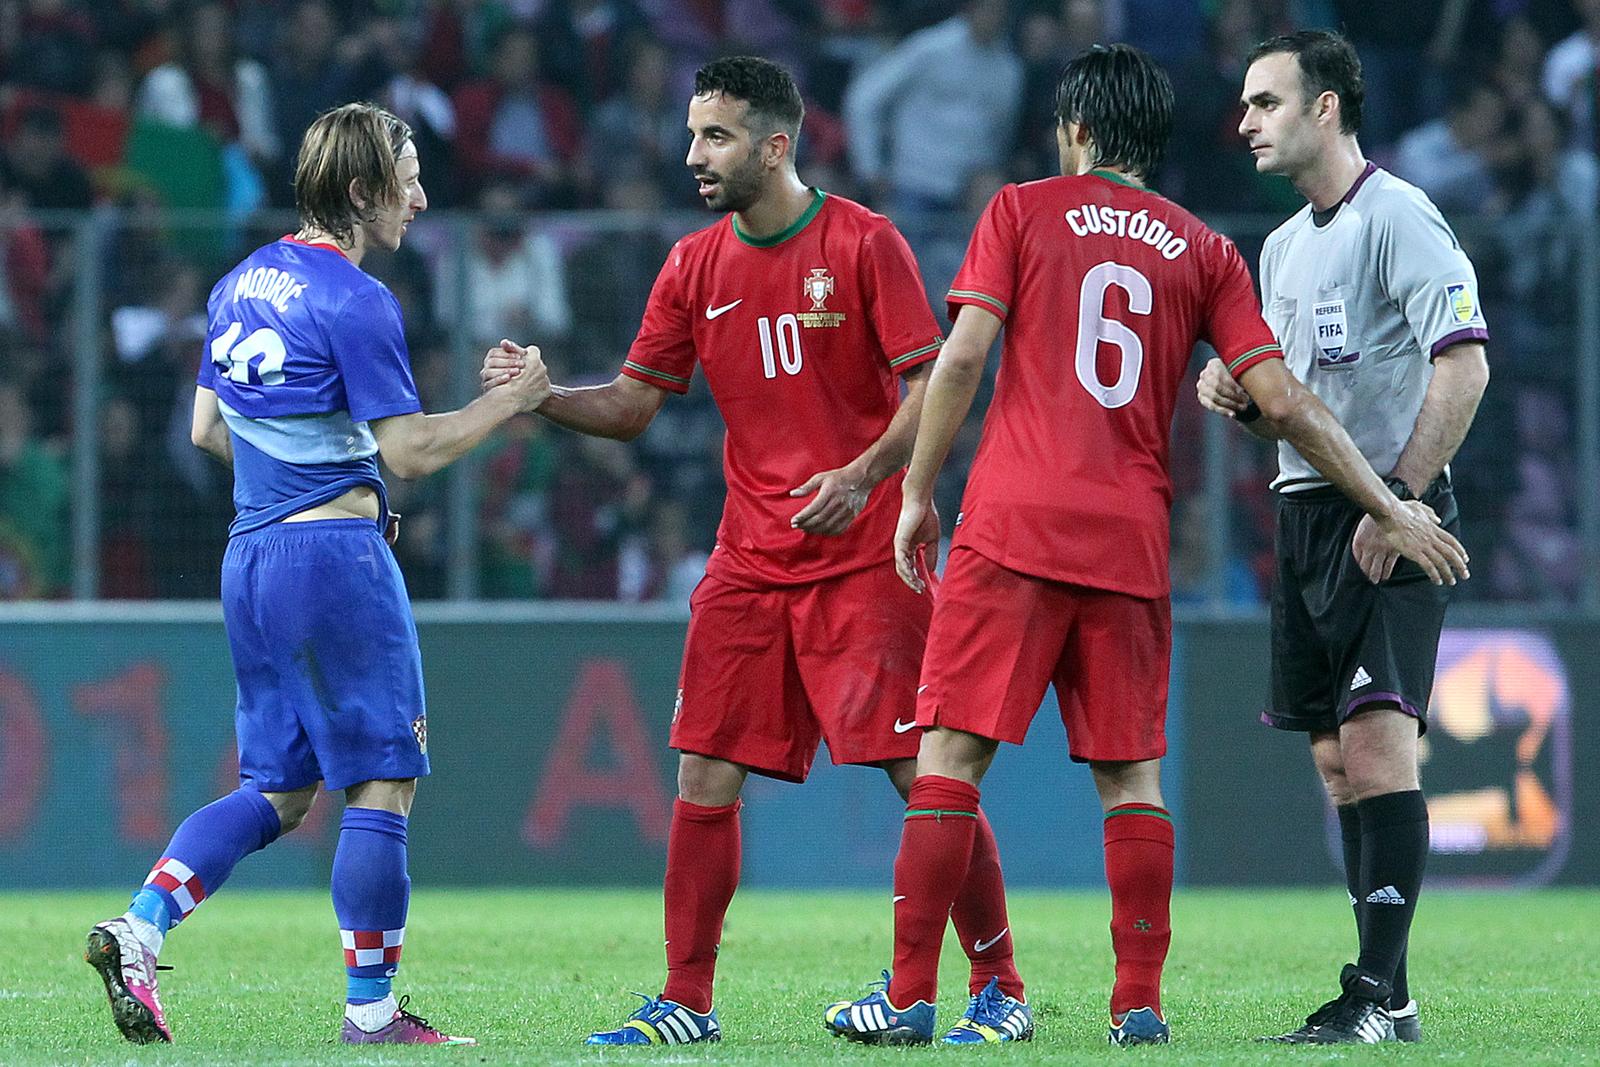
732, 188, 827, 248
1104, 806, 1172, 823
1226, 343, 1282, 374
888, 339, 944, 368
622, 360, 691, 386
1088, 168, 1144, 190
948, 289, 1009, 317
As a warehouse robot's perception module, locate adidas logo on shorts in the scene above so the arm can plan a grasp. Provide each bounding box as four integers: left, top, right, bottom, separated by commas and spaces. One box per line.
1350, 666, 1373, 691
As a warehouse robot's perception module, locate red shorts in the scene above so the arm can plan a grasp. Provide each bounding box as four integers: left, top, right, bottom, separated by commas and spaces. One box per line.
916, 547, 1171, 762
671, 562, 930, 782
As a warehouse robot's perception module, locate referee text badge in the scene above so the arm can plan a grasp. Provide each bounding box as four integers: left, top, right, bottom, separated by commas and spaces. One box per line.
1313, 296, 1357, 367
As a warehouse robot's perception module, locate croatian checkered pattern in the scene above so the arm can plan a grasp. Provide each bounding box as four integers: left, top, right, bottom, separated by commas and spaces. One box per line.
341, 928, 404, 968
144, 858, 206, 920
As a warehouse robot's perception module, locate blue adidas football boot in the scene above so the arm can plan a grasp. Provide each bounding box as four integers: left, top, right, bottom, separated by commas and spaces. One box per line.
584, 994, 720, 1045
942, 977, 1034, 1044
824, 971, 935, 1046
1109, 1006, 1170, 1046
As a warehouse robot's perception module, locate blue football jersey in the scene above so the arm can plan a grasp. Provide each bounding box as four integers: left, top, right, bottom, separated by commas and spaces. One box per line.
199, 237, 421, 536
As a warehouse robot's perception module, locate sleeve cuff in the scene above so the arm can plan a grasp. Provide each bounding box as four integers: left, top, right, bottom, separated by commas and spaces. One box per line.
1429, 327, 1489, 359
1224, 343, 1283, 378
350, 398, 424, 423
621, 359, 691, 394
946, 289, 1009, 322
887, 338, 942, 374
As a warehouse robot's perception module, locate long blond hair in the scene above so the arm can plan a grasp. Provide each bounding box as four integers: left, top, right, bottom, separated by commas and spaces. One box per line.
293, 103, 413, 244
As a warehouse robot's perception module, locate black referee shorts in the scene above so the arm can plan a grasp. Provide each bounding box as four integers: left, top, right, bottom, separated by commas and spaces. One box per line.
1263, 477, 1458, 735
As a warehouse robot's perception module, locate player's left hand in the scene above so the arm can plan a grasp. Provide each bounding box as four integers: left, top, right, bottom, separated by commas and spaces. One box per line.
384, 512, 402, 547
894, 494, 940, 594
789, 465, 870, 536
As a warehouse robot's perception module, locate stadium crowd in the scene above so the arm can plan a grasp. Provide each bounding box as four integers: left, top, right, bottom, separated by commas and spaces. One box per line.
0, 0, 1593, 603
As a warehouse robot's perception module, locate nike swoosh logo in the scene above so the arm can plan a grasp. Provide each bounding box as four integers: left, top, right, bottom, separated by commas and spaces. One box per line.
916, 684, 929, 694
893, 719, 918, 733
974, 927, 1009, 953
705, 299, 743, 319
892, 895, 906, 903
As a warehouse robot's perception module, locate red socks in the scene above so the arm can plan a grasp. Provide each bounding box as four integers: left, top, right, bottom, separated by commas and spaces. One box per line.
1103, 803, 1174, 1017
889, 776, 981, 1006
662, 798, 741, 1013
951, 809, 1023, 999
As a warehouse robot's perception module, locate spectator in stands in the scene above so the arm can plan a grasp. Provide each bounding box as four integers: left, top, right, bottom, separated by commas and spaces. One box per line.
478, 413, 559, 599
535, 0, 650, 107
6, 0, 97, 97
0, 186, 52, 344
0, 377, 68, 599
451, 25, 584, 205
136, 1, 279, 212
0, 105, 94, 210
587, 37, 686, 199
1495, 100, 1599, 343
1394, 77, 1509, 216
566, 169, 675, 375
434, 182, 572, 361
1494, 16, 1547, 111
268, 0, 354, 205
844, 0, 1022, 212
360, 14, 459, 209
1543, 0, 1600, 150
98, 393, 157, 598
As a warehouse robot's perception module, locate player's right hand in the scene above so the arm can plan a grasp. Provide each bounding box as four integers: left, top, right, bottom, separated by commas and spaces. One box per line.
493, 340, 551, 412
894, 494, 940, 594
1196, 357, 1252, 417
1363, 499, 1471, 586
480, 339, 526, 392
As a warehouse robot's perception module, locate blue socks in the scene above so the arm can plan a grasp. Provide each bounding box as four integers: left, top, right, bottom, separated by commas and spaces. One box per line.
131, 787, 282, 931
332, 807, 410, 1005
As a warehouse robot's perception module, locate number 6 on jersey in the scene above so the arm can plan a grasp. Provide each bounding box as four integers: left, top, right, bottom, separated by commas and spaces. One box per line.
1075, 261, 1151, 409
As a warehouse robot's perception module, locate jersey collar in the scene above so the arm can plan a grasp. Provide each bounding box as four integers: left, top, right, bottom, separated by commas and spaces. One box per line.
732, 188, 827, 248
282, 234, 352, 260
1087, 168, 1143, 190
1342, 161, 1379, 205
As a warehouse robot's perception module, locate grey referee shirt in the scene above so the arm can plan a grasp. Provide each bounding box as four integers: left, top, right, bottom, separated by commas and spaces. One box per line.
1259, 163, 1489, 492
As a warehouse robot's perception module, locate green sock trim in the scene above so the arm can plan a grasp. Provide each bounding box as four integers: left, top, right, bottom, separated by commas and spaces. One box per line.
904, 808, 979, 820
1104, 806, 1172, 823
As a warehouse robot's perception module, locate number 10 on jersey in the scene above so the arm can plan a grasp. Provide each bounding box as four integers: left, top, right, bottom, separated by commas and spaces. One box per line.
758, 314, 803, 378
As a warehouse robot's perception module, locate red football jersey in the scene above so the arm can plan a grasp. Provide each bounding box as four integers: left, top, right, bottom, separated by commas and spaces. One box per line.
947, 172, 1282, 599
623, 190, 944, 588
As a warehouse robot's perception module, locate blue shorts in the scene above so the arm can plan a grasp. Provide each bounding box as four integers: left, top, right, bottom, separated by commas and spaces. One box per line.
221, 518, 429, 792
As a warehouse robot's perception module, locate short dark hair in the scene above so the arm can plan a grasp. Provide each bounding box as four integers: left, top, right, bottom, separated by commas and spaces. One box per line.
1054, 44, 1174, 180
692, 56, 805, 140
293, 102, 413, 244
1247, 30, 1364, 134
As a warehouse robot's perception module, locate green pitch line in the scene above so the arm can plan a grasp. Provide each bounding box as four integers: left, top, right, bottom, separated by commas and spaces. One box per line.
3, 888, 1597, 1065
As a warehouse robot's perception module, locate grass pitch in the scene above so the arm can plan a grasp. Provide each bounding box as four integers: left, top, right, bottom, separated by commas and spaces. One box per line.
2, 888, 1596, 1065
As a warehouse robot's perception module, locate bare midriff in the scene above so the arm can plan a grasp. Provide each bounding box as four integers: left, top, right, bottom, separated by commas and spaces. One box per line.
282, 485, 379, 524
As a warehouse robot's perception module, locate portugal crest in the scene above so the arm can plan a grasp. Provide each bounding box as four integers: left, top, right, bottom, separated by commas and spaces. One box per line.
804, 268, 835, 311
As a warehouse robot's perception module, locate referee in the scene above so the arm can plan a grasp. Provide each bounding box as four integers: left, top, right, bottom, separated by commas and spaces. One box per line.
1199, 30, 1488, 1045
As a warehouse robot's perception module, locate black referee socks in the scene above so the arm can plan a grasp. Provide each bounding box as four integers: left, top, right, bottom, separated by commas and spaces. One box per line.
1354, 789, 1429, 994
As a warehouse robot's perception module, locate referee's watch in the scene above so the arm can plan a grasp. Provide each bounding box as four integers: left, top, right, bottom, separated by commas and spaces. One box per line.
1384, 477, 1416, 501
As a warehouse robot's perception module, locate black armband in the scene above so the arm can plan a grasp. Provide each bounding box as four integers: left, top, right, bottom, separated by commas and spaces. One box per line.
1236, 400, 1263, 424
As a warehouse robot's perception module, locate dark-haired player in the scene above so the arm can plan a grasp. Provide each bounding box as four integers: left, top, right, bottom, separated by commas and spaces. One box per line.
85, 103, 549, 1046
825, 44, 1468, 1048
1203, 29, 1489, 1044
484, 55, 1018, 1047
